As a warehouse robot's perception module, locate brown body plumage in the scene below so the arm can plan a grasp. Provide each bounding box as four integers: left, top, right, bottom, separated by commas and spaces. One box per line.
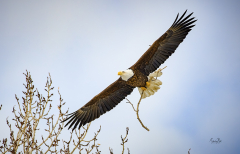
126, 69, 148, 87
63, 10, 197, 130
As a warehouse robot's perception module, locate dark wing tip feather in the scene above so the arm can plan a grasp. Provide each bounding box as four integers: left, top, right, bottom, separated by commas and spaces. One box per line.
68, 111, 83, 130
143, 10, 196, 75
72, 115, 82, 130
172, 10, 188, 27
171, 13, 179, 27
172, 11, 196, 29
177, 13, 194, 26
62, 112, 77, 126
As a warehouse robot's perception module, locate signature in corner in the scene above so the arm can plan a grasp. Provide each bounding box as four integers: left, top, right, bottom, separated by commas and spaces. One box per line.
210, 138, 222, 144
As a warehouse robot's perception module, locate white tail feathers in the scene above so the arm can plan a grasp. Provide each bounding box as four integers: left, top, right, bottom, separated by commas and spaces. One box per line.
138, 67, 166, 99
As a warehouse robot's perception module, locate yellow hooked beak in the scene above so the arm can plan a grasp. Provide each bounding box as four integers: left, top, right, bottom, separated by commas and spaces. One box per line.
118, 71, 123, 75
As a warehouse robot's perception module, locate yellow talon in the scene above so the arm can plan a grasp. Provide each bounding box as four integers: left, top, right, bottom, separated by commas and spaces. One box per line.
146, 82, 150, 87
141, 87, 147, 91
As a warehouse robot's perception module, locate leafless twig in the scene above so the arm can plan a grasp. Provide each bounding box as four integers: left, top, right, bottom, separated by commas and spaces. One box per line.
126, 92, 149, 131
109, 147, 113, 154
121, 127, 129, 154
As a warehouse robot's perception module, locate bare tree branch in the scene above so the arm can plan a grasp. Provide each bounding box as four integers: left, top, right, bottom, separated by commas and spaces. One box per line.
121, 127, 129, 154
0, 71, 102, 154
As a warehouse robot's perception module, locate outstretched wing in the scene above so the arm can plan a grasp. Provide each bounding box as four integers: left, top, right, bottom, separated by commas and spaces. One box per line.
63, 78, 134, 130
131, 10, 197, 76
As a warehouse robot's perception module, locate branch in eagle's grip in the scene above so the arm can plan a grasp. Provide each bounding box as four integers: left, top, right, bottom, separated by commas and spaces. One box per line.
126, 91, 150, 131
126, 66, 167, 131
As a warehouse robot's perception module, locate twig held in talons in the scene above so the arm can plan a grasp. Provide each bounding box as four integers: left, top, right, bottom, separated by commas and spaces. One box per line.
126, 91, 149, 131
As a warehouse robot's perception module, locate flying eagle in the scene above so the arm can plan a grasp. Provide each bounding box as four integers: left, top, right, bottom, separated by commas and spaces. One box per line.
64, 10, 196, 130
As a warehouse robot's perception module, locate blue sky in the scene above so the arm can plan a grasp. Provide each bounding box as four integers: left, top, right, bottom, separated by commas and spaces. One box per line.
1, 0, 240, 153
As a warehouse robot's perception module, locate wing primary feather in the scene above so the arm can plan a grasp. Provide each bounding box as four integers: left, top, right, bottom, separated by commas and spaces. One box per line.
64, 111, 79, 127
171, 13, 179, 27
72, 114, 83, 130
175, 12, 194, 27
68, 111, 83, 130
184, 20, 197, 28
178, 20, 197, 30
62, 110, 78, 123
185, 25, 196, 30
179, 17, 195, 27
75, 110, 88, 128
63, 113, 75, 124
172, 10, 188, 27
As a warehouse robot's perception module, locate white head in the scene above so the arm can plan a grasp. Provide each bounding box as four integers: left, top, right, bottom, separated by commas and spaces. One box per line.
118, 69, 134, 81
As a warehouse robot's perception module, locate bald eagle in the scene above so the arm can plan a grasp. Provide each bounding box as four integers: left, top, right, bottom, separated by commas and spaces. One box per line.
64, 10, 196, 130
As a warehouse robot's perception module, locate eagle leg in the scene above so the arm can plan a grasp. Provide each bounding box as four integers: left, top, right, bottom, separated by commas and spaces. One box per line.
146, 82, 150, 87
140, 87, 146, 91
140, 82, 150, 91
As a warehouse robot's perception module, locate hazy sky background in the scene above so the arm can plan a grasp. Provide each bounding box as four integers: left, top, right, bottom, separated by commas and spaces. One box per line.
1, 0, 240, 154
